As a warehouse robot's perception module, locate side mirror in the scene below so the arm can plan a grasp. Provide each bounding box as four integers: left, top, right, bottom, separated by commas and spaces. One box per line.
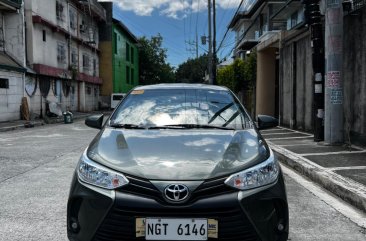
85, 114, 104, 129
257, 115, 278, 130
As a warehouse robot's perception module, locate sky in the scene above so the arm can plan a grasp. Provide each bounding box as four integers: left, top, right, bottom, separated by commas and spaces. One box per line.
107, 0, 241, 68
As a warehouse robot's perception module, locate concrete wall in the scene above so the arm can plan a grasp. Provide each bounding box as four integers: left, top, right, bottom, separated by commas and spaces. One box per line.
280, 43, 294, 127
27, 77, 98, 115
279, 33, 313, 131
27, 77, 79, 116
99, 41, 113, 96
343, 9, 366, 145
295, 35, 313, 131
0, 5, 25, 122
78, 82, 99, 112
256, 48, 276, 116
0, 71, 24, 122
3, 8, 26, 64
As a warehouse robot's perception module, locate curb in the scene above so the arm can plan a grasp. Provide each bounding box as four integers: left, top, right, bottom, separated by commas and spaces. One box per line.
0, 112, 110, 133
0, 121, 44, 133
269, 143, 366, 214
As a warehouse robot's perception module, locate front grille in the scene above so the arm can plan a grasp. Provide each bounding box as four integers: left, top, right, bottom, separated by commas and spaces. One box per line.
190, 176, 236, 202
93, 205, 260, 241
120, 175, 236, 205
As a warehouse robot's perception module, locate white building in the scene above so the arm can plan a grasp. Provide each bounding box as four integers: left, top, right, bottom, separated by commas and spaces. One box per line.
24, 0, 106, 116
0, 0, 26, 122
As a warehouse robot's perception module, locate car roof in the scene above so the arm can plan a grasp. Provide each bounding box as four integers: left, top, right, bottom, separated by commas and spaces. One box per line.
133, 83, 230, 91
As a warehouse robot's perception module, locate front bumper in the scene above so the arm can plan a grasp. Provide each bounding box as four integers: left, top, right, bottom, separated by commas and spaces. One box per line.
67, 172, 288, 241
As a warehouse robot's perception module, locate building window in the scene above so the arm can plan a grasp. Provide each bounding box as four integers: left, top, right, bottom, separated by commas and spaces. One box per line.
0, 78, 9, 89
69, 8, 76, 30
71, 49, 78, 67
93, 59, 97, 76
82, 54, 90, 71
42, 30, 46, 42
126, 42, 130, 62
56, 1, 64, 21
57, 43, 66, 64
291, 12, 298, 28
114, 32, 117, 54
131, 47, 134, 64
80, 19, 87, 34
126, 66, 130, 84
86, 86, 91, 95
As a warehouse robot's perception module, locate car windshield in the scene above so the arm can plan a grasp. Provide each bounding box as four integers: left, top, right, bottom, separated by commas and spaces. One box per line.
110, 88, 252, 130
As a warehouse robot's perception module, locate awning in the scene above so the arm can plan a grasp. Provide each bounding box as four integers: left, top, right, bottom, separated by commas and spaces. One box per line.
0, 52, 26, 73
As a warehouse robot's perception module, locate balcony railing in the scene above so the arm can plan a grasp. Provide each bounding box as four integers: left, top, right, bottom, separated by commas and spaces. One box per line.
350, 0, 366, 12
78, 0, 106, 21
0, 0, 22, 10
7, 0, 22, 4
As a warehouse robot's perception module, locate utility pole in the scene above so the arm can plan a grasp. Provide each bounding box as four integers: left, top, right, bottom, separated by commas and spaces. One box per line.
207, 0, 213, 84
324, 0, 344, 144
303, 0, 324, 141
212, 0, 217, 85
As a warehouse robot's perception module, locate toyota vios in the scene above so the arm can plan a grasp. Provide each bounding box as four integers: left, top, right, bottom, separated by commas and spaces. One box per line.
67, 84, 289, 241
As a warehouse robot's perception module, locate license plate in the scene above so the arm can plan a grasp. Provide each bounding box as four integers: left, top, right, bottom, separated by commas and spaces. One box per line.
145, 218, 208, 240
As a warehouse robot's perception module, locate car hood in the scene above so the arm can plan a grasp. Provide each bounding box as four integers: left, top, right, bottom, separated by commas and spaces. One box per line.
87, 127, 268, 180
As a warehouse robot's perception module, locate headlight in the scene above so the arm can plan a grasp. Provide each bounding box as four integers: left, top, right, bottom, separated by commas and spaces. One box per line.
225, 150, 279, 190
77, 151, 129, 190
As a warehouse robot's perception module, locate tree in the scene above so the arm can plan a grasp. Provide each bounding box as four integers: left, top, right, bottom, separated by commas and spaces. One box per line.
217, 51, 257, 93
175, 54, 208, 83
138, 34, 175, 84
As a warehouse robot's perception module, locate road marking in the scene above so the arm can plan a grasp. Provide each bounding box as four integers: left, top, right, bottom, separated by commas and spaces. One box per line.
281, 164, 366, 229
262, 132, 308, 136
329, 166, 366, 171
301, 150, 366, 156
277, 143, 314, 147
276, 126, 313, 136
266, 136, 314, 140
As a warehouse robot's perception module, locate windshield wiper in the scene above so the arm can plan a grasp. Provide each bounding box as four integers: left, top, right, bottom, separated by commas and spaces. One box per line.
154, 124, 235, 130
109, 123, 146, 129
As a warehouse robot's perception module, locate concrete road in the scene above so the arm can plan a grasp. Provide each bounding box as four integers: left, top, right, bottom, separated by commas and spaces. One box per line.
0, 120, 365, 241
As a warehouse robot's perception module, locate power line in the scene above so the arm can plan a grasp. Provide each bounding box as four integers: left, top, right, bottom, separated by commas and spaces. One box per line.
217, 0, 233, 34
216, 0, 244, 52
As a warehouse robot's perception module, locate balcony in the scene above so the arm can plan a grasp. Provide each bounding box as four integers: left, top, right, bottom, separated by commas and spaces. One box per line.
77, 0, 106, 21
0, 0, 22, 11
343, 0, 366, 14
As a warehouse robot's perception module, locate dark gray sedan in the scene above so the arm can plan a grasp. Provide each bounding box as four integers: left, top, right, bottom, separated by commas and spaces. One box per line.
67, 84, 288, 241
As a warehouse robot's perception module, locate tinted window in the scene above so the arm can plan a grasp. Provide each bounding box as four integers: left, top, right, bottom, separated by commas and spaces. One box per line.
110, 88, 252, 129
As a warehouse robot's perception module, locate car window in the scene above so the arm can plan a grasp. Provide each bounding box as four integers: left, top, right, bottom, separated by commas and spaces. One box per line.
110, 88, 252, 129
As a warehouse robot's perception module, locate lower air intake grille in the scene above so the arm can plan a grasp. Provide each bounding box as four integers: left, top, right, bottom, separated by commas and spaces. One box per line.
93, 205, 259, 241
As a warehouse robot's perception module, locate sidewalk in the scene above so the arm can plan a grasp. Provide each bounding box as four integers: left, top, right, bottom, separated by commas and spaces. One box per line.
262, 127, 366, 214
0, 111, 111, 133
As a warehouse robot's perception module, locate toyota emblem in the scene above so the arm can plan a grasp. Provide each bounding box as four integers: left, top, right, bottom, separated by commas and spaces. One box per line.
164, 184, 189, 202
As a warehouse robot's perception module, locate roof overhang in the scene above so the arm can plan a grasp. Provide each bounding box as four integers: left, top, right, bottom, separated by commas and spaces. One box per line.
0, 52, 25, 73
271, 0, 303, 21
237, 40, 259, 52
112, 18, 138, 44
228, 0, 286, 29
0, 0, 21, 11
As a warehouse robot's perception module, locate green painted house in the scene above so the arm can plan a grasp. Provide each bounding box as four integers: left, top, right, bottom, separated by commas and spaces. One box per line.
99, 2, 139, 106
111, 19, 139, 93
